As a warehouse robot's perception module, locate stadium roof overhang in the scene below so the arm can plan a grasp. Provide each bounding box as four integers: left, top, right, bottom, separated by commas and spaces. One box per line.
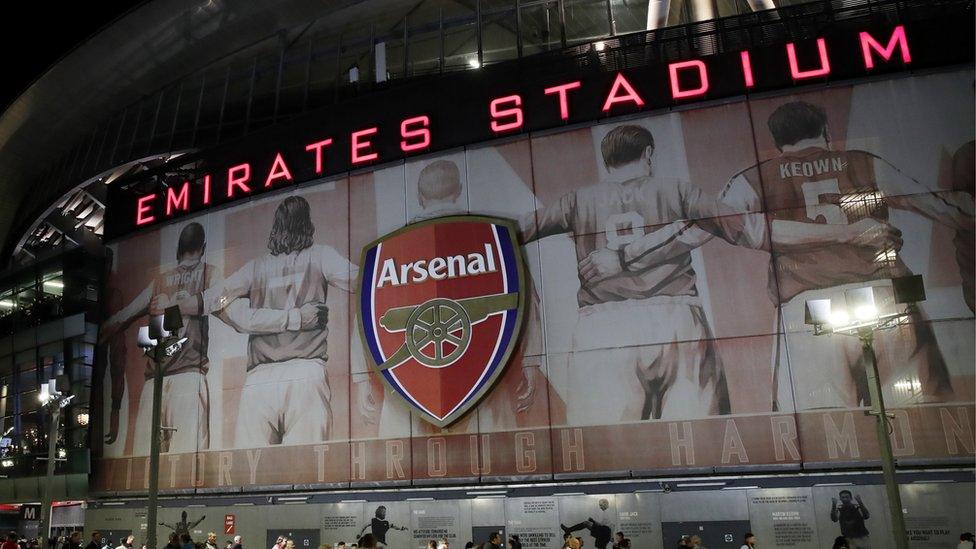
0, 0, 415, 263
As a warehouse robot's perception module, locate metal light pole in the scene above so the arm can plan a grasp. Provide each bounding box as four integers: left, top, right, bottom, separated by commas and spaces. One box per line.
136, 306, 185, 549
805, 275, 924, 549
37, 376, 73, 547
857, 327, 908, 549
145, 355, 165, 549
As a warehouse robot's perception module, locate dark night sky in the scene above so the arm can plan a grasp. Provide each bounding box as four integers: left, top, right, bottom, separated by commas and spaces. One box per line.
0, 1, 145, 114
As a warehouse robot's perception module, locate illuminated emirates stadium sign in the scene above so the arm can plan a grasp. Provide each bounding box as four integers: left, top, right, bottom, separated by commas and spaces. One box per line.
116, 25, 920, 235
357, 216, 526, 427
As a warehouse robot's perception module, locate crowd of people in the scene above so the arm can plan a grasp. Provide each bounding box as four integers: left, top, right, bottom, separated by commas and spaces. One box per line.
11, 528, 975, 549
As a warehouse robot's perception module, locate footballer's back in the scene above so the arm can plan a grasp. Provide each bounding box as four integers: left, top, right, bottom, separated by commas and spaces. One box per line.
570, 176, 704, 305
739, 147, 907, 302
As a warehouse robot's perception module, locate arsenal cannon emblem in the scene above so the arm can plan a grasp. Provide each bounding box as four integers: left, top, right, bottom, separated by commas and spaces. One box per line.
358, 216, 526, 427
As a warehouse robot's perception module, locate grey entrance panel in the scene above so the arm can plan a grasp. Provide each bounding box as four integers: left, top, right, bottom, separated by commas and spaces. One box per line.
661, 520, 752, 548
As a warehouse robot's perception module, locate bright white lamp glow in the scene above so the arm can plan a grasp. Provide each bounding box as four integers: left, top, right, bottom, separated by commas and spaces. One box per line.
38, 385, 51, 403
828, 309, 850, 327
468, 58, 481, 69
594, 41, 606, 51
854, 304, 878, 321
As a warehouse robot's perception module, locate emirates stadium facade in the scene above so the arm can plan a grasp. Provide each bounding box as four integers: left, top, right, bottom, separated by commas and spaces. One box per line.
0, 0, 973, 547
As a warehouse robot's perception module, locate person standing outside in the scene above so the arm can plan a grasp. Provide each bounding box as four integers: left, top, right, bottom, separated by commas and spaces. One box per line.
484, 533, 502, 549
114, 536, 133, 549
84, 532, 102, 549
738, 533, 756, 549
3, 533, 20, 549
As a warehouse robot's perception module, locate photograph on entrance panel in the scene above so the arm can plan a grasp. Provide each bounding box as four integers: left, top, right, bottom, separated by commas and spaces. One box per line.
202, 178, 354, 487
744, 71, 976, 464
527, 105, 776, 475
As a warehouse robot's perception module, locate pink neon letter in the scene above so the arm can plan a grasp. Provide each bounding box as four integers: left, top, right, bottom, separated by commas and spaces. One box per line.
305, 138, 334, 174
400, 115, 431, 152
202, 174, 212, 205
602, 73, 645, 112
787, 38, 831, 80
740, 51, 755, 88
490, 95, 524, 133
668, 60, 709, 99
265, 152, 293, 188
351, 128, 379, 164
544, 81, 582, 120
136, 194, 156, 226
227, 163, 251, 198
165, 181, 190, 216
860, 26, 911, 69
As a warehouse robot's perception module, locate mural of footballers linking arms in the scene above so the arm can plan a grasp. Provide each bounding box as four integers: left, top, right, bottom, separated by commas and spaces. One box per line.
174, 196, 356, 447
587, 101, 973, 411
520, 124, 761, 423
101, 221, 334, 454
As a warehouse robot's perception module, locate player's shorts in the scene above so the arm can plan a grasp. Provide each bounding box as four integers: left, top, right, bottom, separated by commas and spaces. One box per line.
133, 370, 210, 455
779, 280, 954, 410
847, 535, 870, 549
567, 295, 728, 425
234, 358, 332, 447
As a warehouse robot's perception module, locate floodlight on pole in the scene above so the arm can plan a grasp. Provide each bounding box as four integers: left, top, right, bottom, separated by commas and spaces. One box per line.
136, 305, 185, 549
804, 274, 925, 549
37, 374, 72, 545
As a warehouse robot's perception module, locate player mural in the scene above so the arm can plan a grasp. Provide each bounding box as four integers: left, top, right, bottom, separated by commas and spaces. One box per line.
93, 70, 974, 491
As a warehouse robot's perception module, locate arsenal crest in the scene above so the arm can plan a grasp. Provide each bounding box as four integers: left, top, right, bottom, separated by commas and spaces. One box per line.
358, 216, 526, 427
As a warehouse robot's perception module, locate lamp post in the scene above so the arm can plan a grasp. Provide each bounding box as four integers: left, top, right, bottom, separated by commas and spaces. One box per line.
804, 275, 925, 549
135, 306, 185, 549
37, 375, 73, 546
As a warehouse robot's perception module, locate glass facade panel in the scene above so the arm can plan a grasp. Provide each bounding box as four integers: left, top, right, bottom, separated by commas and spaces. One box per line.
520, 1, 562, 55
564, 0, 612, 44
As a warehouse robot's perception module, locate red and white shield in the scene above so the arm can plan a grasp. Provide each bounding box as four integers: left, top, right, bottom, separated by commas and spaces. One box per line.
358, 216, 526, 427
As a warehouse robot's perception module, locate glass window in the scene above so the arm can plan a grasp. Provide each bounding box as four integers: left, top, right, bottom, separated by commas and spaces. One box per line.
610, 0, 648, 34
482, 4, 518, 64
408, 26, 444, 76
565, 0, 612, 44
443, 19, 479, 71
520, 1, 562, 56
40, 270, 63, 297
0, 287, 15, 317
